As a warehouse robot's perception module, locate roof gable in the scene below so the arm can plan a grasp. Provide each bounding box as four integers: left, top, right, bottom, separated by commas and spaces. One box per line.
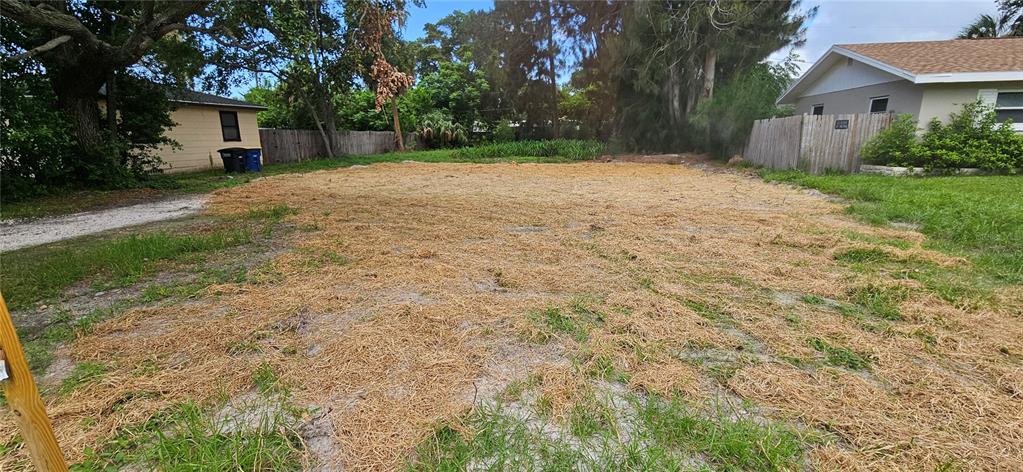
778, 38, 1023, 104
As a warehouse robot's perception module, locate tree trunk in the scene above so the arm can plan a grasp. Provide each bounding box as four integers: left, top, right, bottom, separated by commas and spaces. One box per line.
302, 95, 333, 159
106, 69, 118, 136
545, 1, 559, 138
700, 47, 717, 103
392, 98, 405, 151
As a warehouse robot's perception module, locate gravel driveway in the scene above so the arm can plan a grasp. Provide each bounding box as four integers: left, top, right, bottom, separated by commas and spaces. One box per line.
0, 195, 207, 252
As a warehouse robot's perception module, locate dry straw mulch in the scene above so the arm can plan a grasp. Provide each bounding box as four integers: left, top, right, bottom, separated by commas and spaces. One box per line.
2, 162, 1020, 470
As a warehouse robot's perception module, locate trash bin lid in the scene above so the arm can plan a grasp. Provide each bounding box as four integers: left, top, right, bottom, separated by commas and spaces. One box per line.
218, 147, 247, 153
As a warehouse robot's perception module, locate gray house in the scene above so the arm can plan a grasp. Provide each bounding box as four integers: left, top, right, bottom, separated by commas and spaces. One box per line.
778, 38, 1023, 131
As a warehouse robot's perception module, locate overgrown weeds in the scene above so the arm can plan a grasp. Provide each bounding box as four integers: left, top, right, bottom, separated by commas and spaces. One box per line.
453, 139, 605, 161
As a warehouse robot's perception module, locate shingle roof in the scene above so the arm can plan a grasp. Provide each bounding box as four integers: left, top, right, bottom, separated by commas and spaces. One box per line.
166, 89, 266, 109
98, 84, 266, 110
836, 37, 1023, 75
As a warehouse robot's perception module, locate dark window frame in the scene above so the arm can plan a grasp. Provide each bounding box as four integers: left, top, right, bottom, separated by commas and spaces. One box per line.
811, 104, 824, 116
868, 96, 889, 113
219, 110, 241, 142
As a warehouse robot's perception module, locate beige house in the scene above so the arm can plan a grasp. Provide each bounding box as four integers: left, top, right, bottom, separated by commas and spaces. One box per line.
778, 38, 1023, 132
159, 90, 266, 173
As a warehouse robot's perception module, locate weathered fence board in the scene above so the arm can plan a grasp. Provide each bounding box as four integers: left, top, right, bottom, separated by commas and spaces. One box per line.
744, 113, 894, 174
258, 129, 414, 164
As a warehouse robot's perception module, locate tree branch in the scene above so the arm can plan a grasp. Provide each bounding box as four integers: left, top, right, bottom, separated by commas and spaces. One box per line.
0, 0, 110, 53
8, 34, 71, 60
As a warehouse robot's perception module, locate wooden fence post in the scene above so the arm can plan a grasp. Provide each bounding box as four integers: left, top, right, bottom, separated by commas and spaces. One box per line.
0, 293, 68, 471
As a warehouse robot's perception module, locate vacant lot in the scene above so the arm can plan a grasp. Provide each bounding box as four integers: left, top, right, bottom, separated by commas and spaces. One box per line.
2, 163, 1021, 470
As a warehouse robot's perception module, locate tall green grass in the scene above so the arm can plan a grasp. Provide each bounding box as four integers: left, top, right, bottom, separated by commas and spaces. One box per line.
452, 139, 605, 161
761, 171, 1023, 284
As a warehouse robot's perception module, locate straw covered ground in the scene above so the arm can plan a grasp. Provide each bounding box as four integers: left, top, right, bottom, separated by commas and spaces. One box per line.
2, 162, 1022, 470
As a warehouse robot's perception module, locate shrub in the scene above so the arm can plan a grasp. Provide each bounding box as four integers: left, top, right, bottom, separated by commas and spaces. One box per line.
452, 139, 605, 161
493, 119, 516, 142
860, 114, 921, 167
859, 101, 1023, 172
916, 101, 1023, 172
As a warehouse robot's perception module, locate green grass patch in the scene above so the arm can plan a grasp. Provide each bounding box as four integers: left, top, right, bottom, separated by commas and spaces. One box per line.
452, 139, 604, 161
1, 206, 292, 312
762, 171, 1023, 284
526, 298, 605, 343
636, 397, 807, 471
59, 362, 108, 395
74, 398, 302, 471
848, 284, 908, 321
834, 247, 894, 264
410, 395, 811, 471
806, 337, 873, 371
842, 231, 912, 250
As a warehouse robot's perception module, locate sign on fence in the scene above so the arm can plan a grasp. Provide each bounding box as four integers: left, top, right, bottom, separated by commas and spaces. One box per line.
743, 113, 895, 174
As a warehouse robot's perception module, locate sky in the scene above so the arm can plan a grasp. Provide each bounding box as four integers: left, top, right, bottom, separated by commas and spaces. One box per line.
402, 0, 1000, 75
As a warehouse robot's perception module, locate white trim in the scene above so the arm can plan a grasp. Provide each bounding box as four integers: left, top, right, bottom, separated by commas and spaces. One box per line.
993, 89, 1023, 132
777, 46, 844, 104
915, 71, 1023, 84
868, 95, 890, 113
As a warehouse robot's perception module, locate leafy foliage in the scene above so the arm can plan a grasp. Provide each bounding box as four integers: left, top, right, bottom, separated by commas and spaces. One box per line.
417, 111, 468, 148
860, 114, 920, 166
0, 64, 76, 199
691, 60, 798, 156
860, 102, 1023, 172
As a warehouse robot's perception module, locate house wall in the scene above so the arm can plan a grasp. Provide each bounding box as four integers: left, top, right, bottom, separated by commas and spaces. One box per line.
918, 81, 1023, 128
159, 105, 262, 173
792, 80, 924, 117
802, 56, 906, 96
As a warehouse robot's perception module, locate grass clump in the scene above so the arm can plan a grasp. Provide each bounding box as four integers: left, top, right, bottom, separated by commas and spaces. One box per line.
848, 284, 908, 321
806, 337, 873, 371
452, 139, 605, 161
75, 399, 302, 472
59, 362, 108, 395
526, 299, 605, 343
636, 397, 807, 471
834, 247, 893, 264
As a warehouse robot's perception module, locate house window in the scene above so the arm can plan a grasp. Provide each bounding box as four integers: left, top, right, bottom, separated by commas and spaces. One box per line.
995, 91, 1023, 131
220, 111, 241, 141
812, 104, 824, 116
869, 96, 889, 113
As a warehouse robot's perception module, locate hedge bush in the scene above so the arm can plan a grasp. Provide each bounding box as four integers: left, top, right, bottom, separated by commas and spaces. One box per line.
860, 101, 1023, 172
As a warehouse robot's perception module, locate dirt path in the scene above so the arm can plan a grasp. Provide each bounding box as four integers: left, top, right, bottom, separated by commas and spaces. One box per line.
0, 195, 206, 252
2, 163, 1020, 470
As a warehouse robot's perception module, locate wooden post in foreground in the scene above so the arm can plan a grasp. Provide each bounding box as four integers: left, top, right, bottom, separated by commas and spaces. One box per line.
0, 292, 68, 471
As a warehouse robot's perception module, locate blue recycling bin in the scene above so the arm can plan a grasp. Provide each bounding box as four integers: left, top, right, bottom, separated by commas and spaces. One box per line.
244, 148, 263, 172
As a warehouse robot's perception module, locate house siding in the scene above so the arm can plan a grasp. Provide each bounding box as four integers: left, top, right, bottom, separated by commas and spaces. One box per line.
918, 81, 1023, 126
792, 80, 924, 117
159, 105, 262, 173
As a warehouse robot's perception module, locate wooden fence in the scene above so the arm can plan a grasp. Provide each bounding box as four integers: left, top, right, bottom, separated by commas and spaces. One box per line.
258, 129, 414, 164
744, 113, 895, 173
